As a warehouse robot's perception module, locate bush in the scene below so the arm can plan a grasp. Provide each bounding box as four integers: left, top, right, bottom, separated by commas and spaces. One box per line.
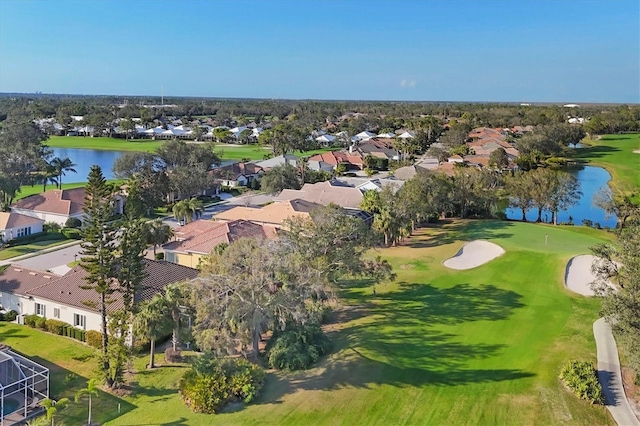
61, 228, 81, 239
154, 252, 165, 260
65, 217, 82, 228
179, 356, 265, 414
24, 314, 39, 327
265, 322, 331, 371
45, 319, 67, 335
34, 316, 46, 329
559, 360, 604, 404
0, 312, 4, 321
85, 330, 103, 349
4, 310, 17, 322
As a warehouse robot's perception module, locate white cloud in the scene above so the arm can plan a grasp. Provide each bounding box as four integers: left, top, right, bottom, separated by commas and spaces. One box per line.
400, 79, 416, 88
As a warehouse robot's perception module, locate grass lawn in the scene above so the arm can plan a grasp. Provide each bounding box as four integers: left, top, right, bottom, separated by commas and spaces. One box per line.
0, 238, 73, 260
46, 135, 337, 162
0, 220, 615, 425
46, 136, 163, 152
15, 180, 125, 200
574, 133, 640, 193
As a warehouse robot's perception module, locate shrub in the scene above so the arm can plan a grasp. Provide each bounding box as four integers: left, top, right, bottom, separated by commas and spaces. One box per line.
45, 319, 67, 335
0, 312, 4, 321
154, 252, 165, 260
65, 217, 82, 228
5, 310, 17, 322
61, 228, 81, 239
85, 330, 103, 349
179, 356, 265, 414
44, 222, 62, 233
559, 360, 604, 404
265, 322, 331, 371
34, 316, 46, 329
24, 314, 39, 327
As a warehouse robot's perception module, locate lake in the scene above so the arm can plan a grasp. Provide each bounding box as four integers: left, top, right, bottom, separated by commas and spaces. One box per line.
505, 165, 618, 228
52, 148, 125, 181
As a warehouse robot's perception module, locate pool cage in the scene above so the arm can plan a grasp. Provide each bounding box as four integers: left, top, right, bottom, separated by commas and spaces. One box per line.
0, 346, 49, 426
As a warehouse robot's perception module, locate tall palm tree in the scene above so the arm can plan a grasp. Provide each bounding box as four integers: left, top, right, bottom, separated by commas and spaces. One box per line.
41, 162, 59, 192
134, 295, 170, 369
161, 283, 188, 351
50, 157, 77, 188
172, 199, 189, 225
75, 379, 99, 426
146, 219, 175, 255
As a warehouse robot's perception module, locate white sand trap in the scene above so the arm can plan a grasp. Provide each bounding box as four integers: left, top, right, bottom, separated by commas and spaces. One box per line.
565, 255, 601, 296
633, 149, 640, 154
443, 240, 505, 270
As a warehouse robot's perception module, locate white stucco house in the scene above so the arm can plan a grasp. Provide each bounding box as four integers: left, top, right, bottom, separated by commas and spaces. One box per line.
0, 260, 199, 334
11, 188, 124, 226
213, 162, 264, 187
0, 212, 45, 243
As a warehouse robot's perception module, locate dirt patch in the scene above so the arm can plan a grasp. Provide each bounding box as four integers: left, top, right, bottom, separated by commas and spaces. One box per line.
400, 264, 415, 270
622, 368, 640, 420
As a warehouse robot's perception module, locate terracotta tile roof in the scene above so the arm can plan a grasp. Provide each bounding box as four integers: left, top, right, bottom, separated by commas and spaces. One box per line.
215, 199, 320, 226
0, 266, 60, 297
309, 151, 363, 167
0, 212, 45, 230
12, 188, 86, 216
16, 260, 198, 313
164, 219, 269, 254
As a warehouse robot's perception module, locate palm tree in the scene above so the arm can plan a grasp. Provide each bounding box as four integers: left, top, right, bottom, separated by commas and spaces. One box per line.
41, 162, 58, 192
50, 157, 77, 188
134, 295, 170, 369
172, 199, 189, 225
186, 197, 204, 221
161, 283, 188, 351
41, 397, 70, 426
75, 379, 99, 426
146, 219, 175, 255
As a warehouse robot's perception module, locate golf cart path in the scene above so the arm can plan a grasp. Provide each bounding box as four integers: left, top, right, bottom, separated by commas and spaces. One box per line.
565, 257, 639, 425
594, 319, 640, 426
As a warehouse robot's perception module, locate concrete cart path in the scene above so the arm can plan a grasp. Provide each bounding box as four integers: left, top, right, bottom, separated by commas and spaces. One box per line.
594, 318, 640, 426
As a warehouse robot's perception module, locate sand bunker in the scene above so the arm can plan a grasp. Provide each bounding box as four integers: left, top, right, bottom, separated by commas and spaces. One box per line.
565, 255, 601, 296
443, 240, 505, 270
633, 150, 640, 154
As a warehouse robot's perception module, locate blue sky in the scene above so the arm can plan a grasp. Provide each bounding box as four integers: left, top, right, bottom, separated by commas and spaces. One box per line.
1, 0, 638, 103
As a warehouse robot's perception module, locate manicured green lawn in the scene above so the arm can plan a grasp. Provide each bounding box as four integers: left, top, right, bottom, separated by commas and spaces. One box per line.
46, 136, 164, 152
46, 135, 337, 161
0, 238, 73, 260
574, 133, 640, 193
1, 220, 614, 425
15, 182, 87, 200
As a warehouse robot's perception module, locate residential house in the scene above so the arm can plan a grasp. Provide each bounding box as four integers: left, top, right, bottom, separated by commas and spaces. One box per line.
163, 219, 272, 268
276, 181, 364, 209
11, 188, 125, 226
215, 199, 322, 231
308, 151, 364, 171
0, 260, 198, 333
255, 154, 299, 170
0, 212, 45, 242
213, 162, 264, 187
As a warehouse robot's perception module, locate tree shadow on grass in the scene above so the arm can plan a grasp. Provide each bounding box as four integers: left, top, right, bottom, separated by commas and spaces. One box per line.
573, 144, 622, 162
403, 220, 514, 249
255, 280, 531, 405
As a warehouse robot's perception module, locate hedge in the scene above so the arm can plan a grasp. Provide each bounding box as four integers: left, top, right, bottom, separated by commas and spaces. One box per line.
85, 330, 102, 349
45, 319, 67, 335
0, 310, 18, 322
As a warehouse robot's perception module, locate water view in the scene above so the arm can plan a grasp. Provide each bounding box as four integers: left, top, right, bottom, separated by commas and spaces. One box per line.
505, 165, 618, 228
52, 147, 125, 181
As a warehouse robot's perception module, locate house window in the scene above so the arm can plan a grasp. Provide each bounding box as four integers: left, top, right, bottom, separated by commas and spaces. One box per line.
53, 308, 60, 318
35, 303, 45, 317
74, 313, 86, 329
17, 227, 32, 238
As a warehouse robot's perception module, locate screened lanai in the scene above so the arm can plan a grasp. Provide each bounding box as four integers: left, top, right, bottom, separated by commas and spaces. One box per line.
0, 346, 49, 426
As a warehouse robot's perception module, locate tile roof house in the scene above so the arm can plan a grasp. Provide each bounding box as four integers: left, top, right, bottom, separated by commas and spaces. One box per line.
163, 219, 272, 268
255, 154, 299, 170
0, 212, 45, 242
275, 181, 364, 209
308, 151, 364, 170
215, 199, 322, 230
212, 162, 264, 187
11, 188, 125, 226
0, 260, 198, 333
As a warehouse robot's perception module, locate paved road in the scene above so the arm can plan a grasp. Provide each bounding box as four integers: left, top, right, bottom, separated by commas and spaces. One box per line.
594, 318, 640, 426
14, 243, 82, 271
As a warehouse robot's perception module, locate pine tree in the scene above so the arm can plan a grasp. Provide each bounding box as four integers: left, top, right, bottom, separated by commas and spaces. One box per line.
80, 165, 119, 387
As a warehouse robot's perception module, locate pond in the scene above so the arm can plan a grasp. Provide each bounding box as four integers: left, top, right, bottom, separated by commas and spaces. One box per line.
51, 148, 125, 181
505, 165, 618, 228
